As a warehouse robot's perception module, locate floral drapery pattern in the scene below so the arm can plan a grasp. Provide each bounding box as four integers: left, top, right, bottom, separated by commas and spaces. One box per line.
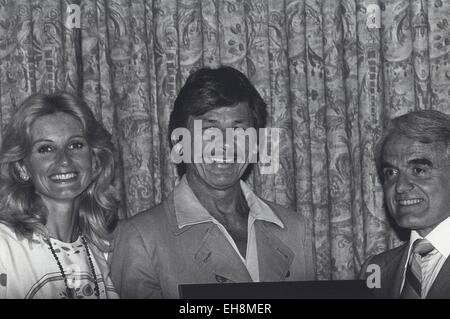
1, 0, 449, 280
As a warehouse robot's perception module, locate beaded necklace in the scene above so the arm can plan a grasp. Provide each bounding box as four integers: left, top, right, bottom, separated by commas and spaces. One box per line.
46, 235, 100, 299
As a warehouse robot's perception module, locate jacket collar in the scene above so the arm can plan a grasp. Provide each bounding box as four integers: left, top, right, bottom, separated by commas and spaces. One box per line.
173, 175, 284, 230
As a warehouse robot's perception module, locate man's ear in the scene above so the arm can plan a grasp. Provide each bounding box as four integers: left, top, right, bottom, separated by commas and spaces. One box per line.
15, 162, 30, 181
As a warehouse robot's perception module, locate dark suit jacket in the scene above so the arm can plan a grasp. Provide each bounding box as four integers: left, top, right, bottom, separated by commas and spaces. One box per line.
360, 243, 450, 298
110, 192, 315, 298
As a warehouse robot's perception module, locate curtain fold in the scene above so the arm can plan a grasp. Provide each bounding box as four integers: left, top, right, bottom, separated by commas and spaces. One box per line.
1, 0, 449, 279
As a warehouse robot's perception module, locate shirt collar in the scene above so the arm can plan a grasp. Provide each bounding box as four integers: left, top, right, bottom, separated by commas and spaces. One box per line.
409, 216, 450, 259
174, 175, 284, 229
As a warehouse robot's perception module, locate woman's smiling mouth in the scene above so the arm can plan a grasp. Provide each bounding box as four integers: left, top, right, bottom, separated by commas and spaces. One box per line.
49, 172, 78, 182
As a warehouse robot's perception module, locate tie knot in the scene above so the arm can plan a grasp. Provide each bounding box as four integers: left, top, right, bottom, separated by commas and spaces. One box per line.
412, 238, 434, 257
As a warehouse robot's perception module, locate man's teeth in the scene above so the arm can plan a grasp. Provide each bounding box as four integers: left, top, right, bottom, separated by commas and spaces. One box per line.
398, 199, 422, 206
51, 173, 77, 181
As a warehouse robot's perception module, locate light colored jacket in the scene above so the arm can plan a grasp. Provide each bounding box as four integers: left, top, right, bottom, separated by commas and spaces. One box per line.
110, 191, 315, 299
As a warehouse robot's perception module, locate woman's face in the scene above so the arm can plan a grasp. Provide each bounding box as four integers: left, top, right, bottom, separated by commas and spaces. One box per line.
185, 102, 254, 190
22, 112, 94, 204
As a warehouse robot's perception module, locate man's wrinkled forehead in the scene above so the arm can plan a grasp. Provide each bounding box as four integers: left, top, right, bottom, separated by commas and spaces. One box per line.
382, 133, 449, 165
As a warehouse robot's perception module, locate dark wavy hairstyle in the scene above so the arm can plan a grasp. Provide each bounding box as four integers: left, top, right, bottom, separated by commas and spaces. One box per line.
374, 110, 450, 184
168, 66, 268, 176
0, 92, 118, 252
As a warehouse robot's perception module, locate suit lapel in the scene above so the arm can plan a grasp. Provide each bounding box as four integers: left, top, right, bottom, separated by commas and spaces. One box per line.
193, 225, 252, 283
255, 221, 293, 281
166, 197, 251, 283
426, 256, 450, 298
169, 188, 292, 283
373, 244, 408, 298
389, 244, 410, 298
191, 217, 293, 283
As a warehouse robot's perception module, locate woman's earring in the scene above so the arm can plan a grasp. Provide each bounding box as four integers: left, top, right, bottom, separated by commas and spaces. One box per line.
16, 164, 30, 181
92, 155, 100, 175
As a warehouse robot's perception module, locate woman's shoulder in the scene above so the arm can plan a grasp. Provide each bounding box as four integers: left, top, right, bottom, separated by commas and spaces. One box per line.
0, 223, 35, 258
0, 223, 19, 242
0, 223, 42, 250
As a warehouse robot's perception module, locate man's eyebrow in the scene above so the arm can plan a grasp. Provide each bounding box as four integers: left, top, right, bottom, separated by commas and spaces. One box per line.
198, 117, 215, 121
231, 119, 252, 124
407, 158, 433, 167
380, 162, 394, 170
195, 118, 252, 124
196, 118, 217, 124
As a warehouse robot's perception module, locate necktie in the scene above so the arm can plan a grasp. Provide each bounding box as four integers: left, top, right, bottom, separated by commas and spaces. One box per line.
400, 238, 434, 299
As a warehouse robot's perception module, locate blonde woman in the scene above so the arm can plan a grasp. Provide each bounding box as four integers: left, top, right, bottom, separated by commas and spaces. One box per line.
0, 93, 119, 299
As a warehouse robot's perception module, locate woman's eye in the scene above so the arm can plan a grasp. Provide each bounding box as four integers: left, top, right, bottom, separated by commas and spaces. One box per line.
37, 145, 54, 153
69, 142, 84, 150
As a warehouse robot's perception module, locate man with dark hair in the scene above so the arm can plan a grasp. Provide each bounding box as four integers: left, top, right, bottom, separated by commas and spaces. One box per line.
361, 110, 450, 298
110, 66, 315, 298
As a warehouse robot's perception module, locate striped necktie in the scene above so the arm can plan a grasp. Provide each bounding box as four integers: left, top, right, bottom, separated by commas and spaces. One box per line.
400, 238, 434, 299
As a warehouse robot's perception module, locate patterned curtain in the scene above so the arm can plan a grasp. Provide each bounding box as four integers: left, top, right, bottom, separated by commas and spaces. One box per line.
1, 0, 449, 280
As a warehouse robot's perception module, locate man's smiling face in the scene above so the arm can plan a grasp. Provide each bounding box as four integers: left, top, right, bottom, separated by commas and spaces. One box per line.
381, 133, 450, 237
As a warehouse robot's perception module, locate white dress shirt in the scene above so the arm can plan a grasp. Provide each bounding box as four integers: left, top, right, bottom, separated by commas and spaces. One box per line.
400, 216, 450, 298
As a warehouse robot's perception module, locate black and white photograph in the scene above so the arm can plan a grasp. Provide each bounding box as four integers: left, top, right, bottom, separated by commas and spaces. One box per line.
0, 0, 450, 308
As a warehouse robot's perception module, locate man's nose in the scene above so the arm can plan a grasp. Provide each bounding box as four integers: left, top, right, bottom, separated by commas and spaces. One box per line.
395, 172, 413, 193
215, 140, 232, 160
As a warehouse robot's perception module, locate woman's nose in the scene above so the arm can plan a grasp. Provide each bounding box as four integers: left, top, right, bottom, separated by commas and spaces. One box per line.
56, 150, 71, 166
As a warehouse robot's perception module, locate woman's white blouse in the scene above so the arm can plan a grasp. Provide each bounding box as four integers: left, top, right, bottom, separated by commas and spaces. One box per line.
0, 223, 118, 299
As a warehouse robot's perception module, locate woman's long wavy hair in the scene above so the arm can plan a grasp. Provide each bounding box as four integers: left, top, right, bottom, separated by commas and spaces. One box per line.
0, 92, 118, 252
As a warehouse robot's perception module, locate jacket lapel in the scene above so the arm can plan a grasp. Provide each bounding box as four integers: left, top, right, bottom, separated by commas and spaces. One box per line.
373, 244, 408, 298
427, 256, 450, 298
255, 220, 293, 281
168, 186, 292, 283
389, 244, 410, 298
165, 196, 251, 283
193, 225, 252, 283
